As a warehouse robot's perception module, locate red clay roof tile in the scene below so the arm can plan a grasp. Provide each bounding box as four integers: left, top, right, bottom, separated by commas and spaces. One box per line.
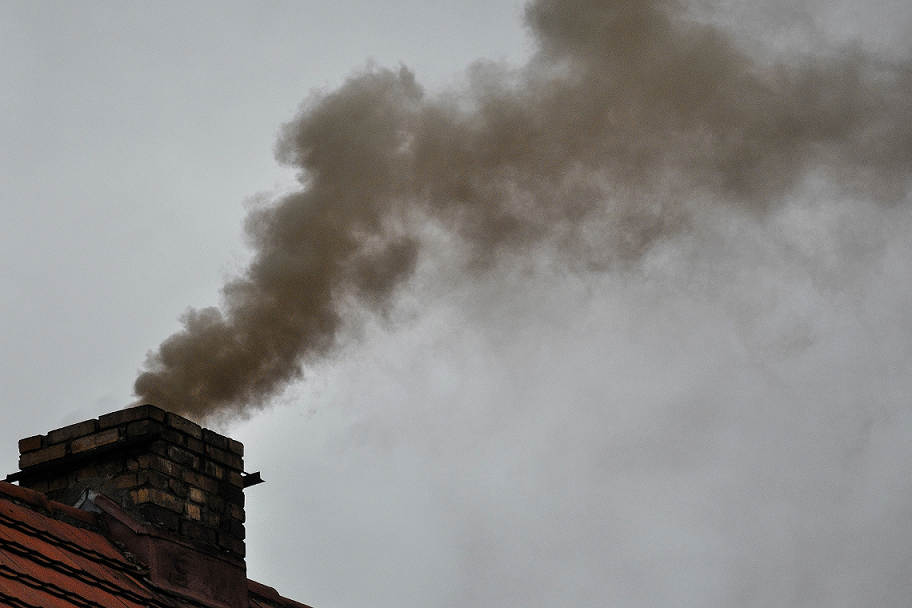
1, 480, 309, 608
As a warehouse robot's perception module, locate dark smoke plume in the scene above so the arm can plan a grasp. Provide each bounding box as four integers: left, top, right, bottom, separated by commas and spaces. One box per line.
135, 0, 911, 420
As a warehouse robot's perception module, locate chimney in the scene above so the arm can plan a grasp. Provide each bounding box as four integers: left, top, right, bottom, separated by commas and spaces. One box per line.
7, 404, 255, 608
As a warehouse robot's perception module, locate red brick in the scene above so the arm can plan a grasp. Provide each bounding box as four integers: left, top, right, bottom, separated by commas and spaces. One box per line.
200, 509, 221, 529
113, 472, 140, 489
209, 495, 225, 514
47, 420, 98, 445
221, 517, 245, 540
50, 476, 69, 492
227, 503, 245, 522
185, 503, 202, 521
227, 471, 244, 488
185, 436, 205, 455
138, 470, 170, 491
18, 435, 43, 453
126, 419, 163, 439
204, 461, 225, 480
19, 442, 66, 468
218, 531, 245, 557
183, 471, 219, 494
137, 453, 180, 478
188, 487, 206, 504
98, 404, 166, 429
129, 487, 151, 505
219, 484, 244, 508
159, 427, 186, 447
138, 503, 180, 531
75, 460, 124, 480
149, 441, 170, 459
167, 445, 200, 470
165, 412, 203, 439
27, 476, 67, 494
26, 479, 50, 494
205, 445, 243, 471
71, 428, 120, 454
202, 429, 229, 451
130, 487, 183, 513
182, 519, 218, 544
169, 477, 189, 498
226, 438, 244, 457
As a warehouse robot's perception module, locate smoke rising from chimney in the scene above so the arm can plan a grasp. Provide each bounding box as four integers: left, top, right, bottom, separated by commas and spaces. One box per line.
134, 0, 911, 420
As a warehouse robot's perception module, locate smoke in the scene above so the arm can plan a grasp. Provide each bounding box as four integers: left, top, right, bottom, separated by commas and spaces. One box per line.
134, 0, 911, 420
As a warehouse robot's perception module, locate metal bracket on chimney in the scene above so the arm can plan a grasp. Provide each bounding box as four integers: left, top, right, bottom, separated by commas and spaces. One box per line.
241, 472, 264, 488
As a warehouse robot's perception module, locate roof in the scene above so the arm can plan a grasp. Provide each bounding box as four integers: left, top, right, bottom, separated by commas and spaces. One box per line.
0, 481, 309, 608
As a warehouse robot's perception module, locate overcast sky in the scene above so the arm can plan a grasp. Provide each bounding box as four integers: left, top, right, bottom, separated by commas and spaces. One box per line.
2, 2, 912, 607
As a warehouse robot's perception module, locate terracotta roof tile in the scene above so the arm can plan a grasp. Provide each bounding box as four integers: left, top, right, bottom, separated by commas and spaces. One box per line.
0, 484, 177, 608
1, 480, 310, 608
0, 574, 73, 608
0, 524, 149, 608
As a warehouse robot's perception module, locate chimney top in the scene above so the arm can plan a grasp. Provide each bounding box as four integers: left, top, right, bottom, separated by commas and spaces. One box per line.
8, 404, 247, 559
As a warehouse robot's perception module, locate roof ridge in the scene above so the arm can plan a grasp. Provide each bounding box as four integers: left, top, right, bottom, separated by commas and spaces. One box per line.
0, 480, 97, 527
0, 509, 134, 571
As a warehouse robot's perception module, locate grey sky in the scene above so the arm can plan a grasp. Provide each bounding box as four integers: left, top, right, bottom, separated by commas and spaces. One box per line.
2, 2, 912, 607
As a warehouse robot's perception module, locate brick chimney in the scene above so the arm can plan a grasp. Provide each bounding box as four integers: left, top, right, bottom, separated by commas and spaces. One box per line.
7, 404, 256, 608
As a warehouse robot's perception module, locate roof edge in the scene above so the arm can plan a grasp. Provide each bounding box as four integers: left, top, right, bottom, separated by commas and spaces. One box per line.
248, 579, 315, 608
0, 480, 98, 528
